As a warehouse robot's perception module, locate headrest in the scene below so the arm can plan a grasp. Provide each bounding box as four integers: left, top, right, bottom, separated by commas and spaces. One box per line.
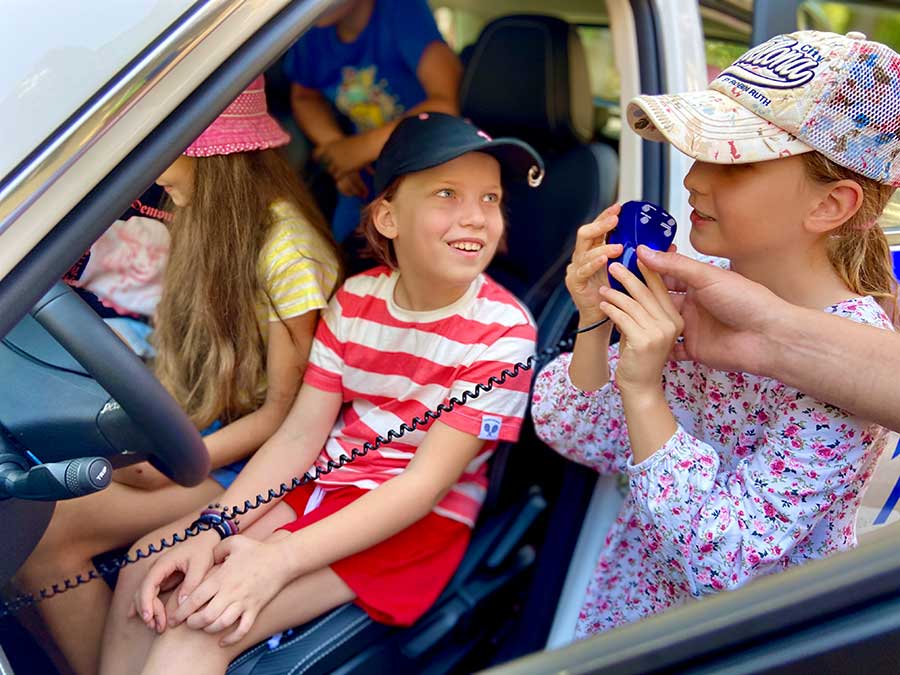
460, 14, 594, 150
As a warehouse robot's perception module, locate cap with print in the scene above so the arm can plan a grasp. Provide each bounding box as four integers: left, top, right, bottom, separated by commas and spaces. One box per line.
626, 30, 900, 186
373, 112, 545, 195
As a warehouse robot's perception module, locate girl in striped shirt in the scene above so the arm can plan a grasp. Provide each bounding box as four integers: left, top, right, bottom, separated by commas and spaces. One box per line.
19, 76, 341, 675
103, 113, 542, 674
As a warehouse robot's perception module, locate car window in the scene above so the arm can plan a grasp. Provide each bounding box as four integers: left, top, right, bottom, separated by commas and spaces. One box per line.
432, 5, 620, 139
799, 2, 900, 240
576, 25, 620, 139
701, 1, 900, 252
0, 0, 195, 183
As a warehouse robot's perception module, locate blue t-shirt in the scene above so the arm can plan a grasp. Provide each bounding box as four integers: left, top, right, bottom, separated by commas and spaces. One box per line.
284, 0, 443, 133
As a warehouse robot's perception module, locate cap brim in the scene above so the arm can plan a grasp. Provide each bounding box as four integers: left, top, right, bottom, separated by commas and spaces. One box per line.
479, 138, 544, 187
375, 137, 544, 194
626, 89, 813, 164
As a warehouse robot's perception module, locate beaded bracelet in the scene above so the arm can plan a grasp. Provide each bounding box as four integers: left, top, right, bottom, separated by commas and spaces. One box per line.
190, 505, 239, 540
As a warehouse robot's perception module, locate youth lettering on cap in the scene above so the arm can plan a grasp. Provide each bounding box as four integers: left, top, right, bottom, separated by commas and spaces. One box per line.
718, 35, 824, 90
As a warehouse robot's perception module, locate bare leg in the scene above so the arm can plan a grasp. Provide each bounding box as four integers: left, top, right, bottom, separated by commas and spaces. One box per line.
15, 479, 221, 675
141, 565, 354, 675
101, 501, 301, 675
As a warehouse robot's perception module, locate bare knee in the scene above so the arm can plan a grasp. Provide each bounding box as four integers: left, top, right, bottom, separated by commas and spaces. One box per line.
143, 623, 235, 674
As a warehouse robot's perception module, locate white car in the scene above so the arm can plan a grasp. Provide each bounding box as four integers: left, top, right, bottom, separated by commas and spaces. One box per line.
2, 1, 899, 673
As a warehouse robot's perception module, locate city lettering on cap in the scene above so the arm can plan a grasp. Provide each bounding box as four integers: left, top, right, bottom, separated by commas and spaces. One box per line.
718, 35, 824, 90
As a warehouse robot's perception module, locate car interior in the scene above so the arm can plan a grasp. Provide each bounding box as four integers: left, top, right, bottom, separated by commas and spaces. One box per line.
223, 11, 619, 674
0, 3, 623, 673
4, 1, 900, 674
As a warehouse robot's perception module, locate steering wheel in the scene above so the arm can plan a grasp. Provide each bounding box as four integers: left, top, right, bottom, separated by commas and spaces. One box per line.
29, 282, 210, 486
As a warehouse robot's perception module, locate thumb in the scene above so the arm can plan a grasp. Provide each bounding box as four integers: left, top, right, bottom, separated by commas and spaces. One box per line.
637, 246, 712, 292
213, 537, 236, 565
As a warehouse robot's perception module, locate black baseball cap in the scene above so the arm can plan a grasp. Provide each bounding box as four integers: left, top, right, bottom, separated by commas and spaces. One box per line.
373, 112, 545, 195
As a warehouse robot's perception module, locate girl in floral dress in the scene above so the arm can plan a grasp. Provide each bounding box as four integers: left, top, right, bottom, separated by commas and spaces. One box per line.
532, 30, 900, 638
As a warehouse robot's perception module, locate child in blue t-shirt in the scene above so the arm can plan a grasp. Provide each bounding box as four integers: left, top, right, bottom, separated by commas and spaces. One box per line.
285, 0, 462, 242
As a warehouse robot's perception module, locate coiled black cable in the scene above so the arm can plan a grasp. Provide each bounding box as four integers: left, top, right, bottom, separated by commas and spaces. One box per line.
0, 317, 608, 617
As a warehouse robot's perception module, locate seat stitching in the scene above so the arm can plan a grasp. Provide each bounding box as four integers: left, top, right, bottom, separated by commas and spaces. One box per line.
288, 613, 370, 675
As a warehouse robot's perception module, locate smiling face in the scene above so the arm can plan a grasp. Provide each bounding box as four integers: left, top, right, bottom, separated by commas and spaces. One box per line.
373, 152, 505, 308
155, 155, 197, 207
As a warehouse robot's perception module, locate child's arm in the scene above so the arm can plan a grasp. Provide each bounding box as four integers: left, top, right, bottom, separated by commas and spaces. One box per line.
166, 421, 485, 643
533, 348, 634, 475
533, 205, 635, 473
113, 312, 318, 491
132, 381, 343, 630
202, 311, 318, 469
600, 263, 886, 595
289, 82, 345, 147
312, 41, 463, 181
627, 385, 882, 596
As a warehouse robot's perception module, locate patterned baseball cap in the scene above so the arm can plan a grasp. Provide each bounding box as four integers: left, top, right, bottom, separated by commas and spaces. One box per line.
627, 31, 900, 186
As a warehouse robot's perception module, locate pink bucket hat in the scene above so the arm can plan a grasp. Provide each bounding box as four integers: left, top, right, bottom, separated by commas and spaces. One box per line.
627, 31, 900, 186
184, 75, 290, 157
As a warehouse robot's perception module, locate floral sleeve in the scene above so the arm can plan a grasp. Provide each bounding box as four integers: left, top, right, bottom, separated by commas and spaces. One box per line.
531, 348, 632, 474
627, 383, 884, 596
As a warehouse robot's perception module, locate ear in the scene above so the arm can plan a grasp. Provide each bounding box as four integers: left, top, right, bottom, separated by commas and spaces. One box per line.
372, 197, 399, 240
805, 179, 864, 234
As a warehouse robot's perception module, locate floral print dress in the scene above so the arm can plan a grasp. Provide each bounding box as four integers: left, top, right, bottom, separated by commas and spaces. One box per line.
531, 296, 893, 638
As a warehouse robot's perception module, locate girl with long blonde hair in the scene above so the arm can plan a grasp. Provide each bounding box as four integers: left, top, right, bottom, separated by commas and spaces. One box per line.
534, 30, 900, 639
18, 75, 341, 675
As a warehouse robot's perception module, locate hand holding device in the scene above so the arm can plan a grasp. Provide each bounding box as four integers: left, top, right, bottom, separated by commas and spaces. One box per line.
606, 201, 677, 294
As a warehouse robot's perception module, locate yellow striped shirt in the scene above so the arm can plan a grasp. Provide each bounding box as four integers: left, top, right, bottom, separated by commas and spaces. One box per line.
256, 200, 340, 339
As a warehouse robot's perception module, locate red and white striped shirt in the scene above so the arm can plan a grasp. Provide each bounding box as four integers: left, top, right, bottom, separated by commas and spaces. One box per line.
304, 266, 537, 527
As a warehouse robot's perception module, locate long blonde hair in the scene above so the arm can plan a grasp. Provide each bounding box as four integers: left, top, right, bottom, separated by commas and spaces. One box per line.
802, 151, 899, 325
153, 149, 340, 428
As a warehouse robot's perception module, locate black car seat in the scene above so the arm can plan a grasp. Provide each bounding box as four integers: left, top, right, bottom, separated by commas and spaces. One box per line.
465, 14, 619, 314
227, 15, 618, 675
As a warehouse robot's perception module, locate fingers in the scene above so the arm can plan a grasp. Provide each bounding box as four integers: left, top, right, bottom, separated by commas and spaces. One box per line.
185, 591, 229, 631
213, 537, 236, 565
203, 602, 242, 635
635, 245, 718, 291
598, 300, 642, 339
221, 610, 256, 647
638, 260, 685, 331
598, 284, 654, 330
672, 341, 691, 361
570, 245, 623, 284
171, 577, 218, 626
173, 555, 209, 611
602, 264, 684, 346
573, 204, 621, 256
337, 174, 368, 198
135, 559, 177, 628
607, 264, 666, 322
152, 595, 167, 633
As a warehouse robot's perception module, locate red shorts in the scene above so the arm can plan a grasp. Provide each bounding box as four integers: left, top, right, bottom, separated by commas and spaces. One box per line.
279, 483, 470, 626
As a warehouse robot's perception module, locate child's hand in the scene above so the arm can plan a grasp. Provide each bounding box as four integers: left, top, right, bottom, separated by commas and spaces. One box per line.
130, 530, 218, 634
336, 172, 369, 199
314, 135, 373, 179
599, 260, 684, 395
168, 534, 291, 646
566, 204, 624, 327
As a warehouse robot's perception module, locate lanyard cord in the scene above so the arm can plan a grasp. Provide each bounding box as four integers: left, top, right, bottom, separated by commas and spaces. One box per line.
1, 317, 609, 617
